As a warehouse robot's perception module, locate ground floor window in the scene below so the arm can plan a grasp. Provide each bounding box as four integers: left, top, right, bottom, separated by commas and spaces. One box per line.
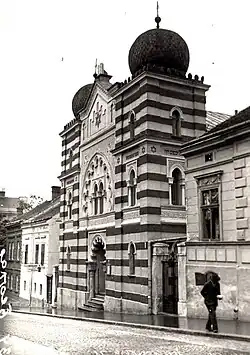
40, 284, 42, 296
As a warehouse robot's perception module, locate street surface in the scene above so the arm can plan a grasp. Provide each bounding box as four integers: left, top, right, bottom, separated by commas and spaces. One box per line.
2, 313, 250, 355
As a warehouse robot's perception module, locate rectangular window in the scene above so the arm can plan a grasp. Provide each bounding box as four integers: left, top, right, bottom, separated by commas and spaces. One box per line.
16, 242, 20, 261
24, 245, 28, 264
10, 275, 13, 290
201, 188, 220, 240
205, 152, 213, 162
35, 244, 39, 264
40, 284, 42, 296
24, 280, 26, 291
9, 243, 12, 260
34, 282, 36, 293
41, 244, 45, 266
16, 276, 19, 292
12, 242, 15, 260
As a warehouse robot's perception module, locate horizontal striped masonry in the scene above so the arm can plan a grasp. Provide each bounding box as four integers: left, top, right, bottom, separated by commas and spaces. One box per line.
58, 282, 87, 292
115, 181, 127, 189
59, 230, 87, 241
114, 130, 191, 151
106, 224, 185, 235
106, 274, 148, 285
60, 258, 86, 265
59, 164, 80, 179
106, 242, 147, 251
137, 189, 169, 199
115, 103, 206, 129
61, 152, 80, 166
61, 142, 80, 156
60, 246, 87, 252
59, 270, 87, 279
62, 130, 81, 147
106, 289, 148, 304
115, 83, 206, 111
108, 259, 148, 267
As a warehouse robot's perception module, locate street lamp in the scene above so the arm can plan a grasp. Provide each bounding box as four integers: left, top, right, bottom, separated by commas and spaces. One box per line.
29, 264, 41, 307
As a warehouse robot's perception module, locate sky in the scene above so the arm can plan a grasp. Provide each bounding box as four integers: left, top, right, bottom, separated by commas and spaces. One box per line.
1, 0, 250, 200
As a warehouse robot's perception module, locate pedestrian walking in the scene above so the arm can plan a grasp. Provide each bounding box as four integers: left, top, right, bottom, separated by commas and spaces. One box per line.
200, 272, 223, 333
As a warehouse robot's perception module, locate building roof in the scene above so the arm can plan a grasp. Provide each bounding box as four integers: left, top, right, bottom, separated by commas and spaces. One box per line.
206, 111, 231, 131
8, 200, 51, 226
181, 106, 250, 156
27, 196, 60, 223
206, 106, 250, 134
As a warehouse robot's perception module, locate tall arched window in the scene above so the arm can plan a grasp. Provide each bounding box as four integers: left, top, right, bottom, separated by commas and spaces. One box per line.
69, 149, 73, 169
130, 112, 135, 140
172, 110, 181, 137
99, 182, 104, 214
94, 184, 98, 215
129, 170, 136, 206
171, 168, 182, 205
129, 242, 136, 275
66, 246, 71, 271
67, 192, 72, 219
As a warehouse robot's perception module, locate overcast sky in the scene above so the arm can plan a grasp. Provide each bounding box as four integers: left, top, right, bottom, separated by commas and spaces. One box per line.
1, 0, 249, 200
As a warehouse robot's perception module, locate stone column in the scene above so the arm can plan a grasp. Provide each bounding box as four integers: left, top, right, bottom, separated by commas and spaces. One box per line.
168, 177, 173, 205
152, 243, 169, 315
52, 265, 59, 308
88, 262, 96, 299
177, 242, 187, 318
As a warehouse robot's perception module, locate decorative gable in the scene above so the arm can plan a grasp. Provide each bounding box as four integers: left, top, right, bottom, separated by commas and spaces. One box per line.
89, 95, 108, 136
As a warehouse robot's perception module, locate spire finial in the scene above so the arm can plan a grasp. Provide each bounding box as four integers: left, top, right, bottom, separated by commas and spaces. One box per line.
155, 1, 161, 28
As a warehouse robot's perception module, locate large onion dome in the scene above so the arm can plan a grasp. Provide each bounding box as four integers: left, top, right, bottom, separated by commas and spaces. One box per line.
128, 16, 189, 77
72, 83, 93, 118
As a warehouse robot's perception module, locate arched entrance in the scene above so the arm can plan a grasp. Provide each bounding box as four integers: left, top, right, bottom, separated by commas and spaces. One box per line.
91, 235, 106, 297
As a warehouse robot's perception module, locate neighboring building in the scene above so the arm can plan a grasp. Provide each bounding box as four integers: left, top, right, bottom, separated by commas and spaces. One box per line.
5, 201, 50, 297
57, 14, 230, 315
6, 187, 60, 303
19, 187, 60, 307
181, 107, 250, 321
0, 189, 20, 221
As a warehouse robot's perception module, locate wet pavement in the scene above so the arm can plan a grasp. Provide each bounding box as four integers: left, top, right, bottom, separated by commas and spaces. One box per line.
3, 312, 250, 354
12, 305, 250, 338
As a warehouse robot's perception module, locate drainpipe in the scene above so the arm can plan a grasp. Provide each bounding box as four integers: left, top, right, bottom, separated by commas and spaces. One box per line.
234, 264, 239, 320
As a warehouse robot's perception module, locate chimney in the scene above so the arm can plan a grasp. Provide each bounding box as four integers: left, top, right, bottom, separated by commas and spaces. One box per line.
235, 110, 238, 115
51, 186, 61, 200
0, 189, 5, 198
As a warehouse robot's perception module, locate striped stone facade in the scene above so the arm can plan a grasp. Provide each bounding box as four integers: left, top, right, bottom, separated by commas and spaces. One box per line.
57, 69, 210, 314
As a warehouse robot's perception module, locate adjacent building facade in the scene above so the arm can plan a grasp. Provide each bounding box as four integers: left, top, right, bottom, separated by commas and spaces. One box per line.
57, 16, 230, 315
20, 188, 60, 307
181, 107, 250, 321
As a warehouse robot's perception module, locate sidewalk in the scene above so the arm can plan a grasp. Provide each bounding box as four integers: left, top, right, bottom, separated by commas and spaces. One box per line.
12, 305, 250, 341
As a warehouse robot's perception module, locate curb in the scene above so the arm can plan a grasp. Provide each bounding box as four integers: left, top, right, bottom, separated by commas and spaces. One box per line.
12, 309, 250, 343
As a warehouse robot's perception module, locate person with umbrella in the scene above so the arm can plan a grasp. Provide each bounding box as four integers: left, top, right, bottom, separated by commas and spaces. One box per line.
201, 272, 223, 333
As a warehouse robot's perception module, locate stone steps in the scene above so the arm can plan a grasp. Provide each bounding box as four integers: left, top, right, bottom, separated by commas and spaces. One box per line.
78, 295, 104, 312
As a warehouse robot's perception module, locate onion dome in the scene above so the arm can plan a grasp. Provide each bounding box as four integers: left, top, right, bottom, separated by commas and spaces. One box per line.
128, 13, 189, 77
72, 83, 93, 118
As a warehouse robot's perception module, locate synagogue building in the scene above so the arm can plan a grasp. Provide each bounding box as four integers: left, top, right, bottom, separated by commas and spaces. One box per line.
58, 15, 229, 315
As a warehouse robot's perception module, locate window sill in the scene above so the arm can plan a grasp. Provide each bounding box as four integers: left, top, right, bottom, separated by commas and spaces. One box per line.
128, 274, 136, 278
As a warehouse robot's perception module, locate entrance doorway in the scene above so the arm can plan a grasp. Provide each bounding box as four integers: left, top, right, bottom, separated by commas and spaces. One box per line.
162, 243, 178, 314
91, 235, 106, 297
95, 249, 105, 296
46, 275, 52, 304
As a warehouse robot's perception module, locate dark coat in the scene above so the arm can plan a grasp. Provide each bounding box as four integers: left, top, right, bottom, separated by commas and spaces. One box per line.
201, 280, 221, 307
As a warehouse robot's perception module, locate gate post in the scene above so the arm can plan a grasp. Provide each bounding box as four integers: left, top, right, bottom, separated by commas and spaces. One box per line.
152, 243, 169, 315
177, 241, 187, 317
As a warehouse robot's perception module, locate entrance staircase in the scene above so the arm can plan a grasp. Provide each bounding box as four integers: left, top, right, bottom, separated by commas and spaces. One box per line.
78, 294, 104, 312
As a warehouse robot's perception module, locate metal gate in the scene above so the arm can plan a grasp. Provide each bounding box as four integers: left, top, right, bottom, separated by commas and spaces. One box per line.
162, 246, 178, 314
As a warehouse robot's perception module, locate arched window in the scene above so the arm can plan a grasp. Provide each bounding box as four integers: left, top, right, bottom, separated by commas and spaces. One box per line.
171, 168, 182, 205
129, 242, 136, 275
66, 246, 71, 271
69, 149, 73, 169
129, 170, 136, 206
94, 184, 98, 215
130, 112, 135, 140
99, 182, 104, 214
67, 192, 72, 219
110, 103, 114, 123
172, 110, 181, 137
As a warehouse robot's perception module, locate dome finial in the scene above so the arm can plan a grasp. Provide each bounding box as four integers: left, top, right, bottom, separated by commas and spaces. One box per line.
155, 1, 161, 28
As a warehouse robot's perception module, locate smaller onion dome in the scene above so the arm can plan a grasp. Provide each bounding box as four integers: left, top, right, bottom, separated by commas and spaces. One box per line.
72, 83, 93, 118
